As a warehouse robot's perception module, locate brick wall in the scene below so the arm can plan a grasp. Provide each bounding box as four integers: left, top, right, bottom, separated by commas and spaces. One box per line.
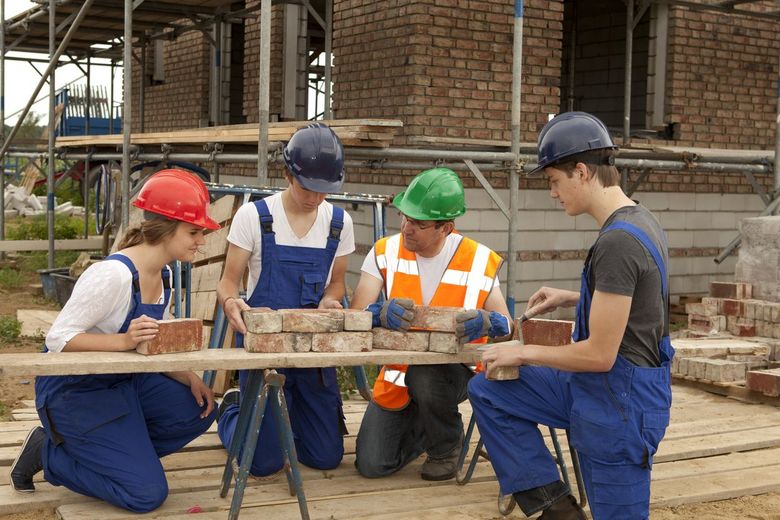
130, 31, 211, 132
332, 0, 562, 187
665, 6, 779, 148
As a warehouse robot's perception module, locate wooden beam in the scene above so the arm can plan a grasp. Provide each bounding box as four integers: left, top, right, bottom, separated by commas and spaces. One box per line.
0, 348, 483, 377
0, 238, 103, 252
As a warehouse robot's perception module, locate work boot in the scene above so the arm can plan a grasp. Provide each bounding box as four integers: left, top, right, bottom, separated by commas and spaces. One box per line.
10, 426, 45, 493
421, 447, 459, 481
217, 388, 240, 422
538, 494, 587, 520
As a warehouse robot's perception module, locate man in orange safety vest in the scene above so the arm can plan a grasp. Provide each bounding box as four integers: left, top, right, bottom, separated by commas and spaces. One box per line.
350, 167, 513, 481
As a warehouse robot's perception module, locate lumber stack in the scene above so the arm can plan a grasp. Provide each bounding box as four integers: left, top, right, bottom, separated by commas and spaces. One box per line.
54, 119, 402, 148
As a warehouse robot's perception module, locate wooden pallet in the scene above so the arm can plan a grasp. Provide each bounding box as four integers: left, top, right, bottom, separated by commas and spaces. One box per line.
2, 386, 780, 518
54, 119, 402, 149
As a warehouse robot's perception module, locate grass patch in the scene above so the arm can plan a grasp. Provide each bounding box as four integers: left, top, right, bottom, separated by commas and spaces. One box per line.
0, 401, 8, 421
0, 268, 24, 290
0, 315, 22, 345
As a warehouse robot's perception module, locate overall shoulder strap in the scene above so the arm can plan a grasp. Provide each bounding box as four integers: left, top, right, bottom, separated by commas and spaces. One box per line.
326, 205, 344, 255
106, 254, 140, 294
601, 221, 668, 299
253, 198, 275, 236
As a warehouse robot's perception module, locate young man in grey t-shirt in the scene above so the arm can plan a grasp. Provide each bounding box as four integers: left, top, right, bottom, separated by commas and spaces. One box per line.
470, 112, 673, 520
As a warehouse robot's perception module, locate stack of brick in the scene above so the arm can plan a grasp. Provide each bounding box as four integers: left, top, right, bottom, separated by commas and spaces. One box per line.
686, 281, 780, 338
372, 306, 464, 354
136, 318, 204, 356
242, 308, 373, 353
670, 338, 770, 384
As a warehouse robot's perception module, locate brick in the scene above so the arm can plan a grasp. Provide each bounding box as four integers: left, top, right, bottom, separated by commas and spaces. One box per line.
411, 305, 463, 332
244, 332, 312, 353
686, 357, 710, 379
136, 318, 203, 355
726, 316, 756, 337
518, 318, 573, 346
688, 314, 726, 334
703, 359, 748, 382
685, 302, 719, 317
243, 307, 282, 334
725, 354, 768, 370
719, 299, 745, 317
710, 281, 752, 300
485, 363, 519, 381
428, 332, 460, 354
312, 332, 372, 352
343, 310, 372, 331
280, 309, 344, 333
372, 329, 429, 351
747, 368, 780, 396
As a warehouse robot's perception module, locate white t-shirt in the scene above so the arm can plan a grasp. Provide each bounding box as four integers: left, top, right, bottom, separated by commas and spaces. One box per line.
361, 233, 498, 305
45, 254, 171, 353
228, 192, 356, 296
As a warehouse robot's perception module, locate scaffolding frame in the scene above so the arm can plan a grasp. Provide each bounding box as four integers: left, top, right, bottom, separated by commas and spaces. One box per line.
0, 0, 777, 299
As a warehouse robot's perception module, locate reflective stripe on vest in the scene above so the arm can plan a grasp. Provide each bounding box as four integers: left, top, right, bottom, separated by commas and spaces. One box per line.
372, 233, 503, 411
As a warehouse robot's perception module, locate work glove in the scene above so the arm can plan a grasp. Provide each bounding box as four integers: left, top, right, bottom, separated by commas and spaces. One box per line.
366, 298, 415, 331
455, 310, 511, 344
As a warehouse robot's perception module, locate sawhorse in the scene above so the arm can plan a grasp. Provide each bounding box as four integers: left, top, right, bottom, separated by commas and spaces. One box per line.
220, 368, 310, 520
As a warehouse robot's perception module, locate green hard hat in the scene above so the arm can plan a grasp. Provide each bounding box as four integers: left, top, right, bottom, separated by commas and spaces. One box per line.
393, 167, 466, 220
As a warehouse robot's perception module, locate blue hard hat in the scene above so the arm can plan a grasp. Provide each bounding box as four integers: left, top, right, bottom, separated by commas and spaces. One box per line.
283, 123, 345, 193
529, 112, 617, 175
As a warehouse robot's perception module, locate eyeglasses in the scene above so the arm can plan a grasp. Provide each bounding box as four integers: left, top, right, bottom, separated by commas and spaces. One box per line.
400, 215, 436, 231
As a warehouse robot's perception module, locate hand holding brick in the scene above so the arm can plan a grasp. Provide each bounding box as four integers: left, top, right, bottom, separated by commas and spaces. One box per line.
136, 318, 203, 356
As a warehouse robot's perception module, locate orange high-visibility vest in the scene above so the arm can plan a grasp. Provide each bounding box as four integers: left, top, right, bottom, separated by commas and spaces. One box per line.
372, 233, 503, 411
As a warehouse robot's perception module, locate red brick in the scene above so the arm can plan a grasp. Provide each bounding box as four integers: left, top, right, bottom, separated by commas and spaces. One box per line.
719, 299, 745, 317
344, 310, 373, 331
244, 332, 312, 353
372, 329, 429, 351
411, 306, 463, 332
747, 369, 780, 396
280, 309, 344, 333
518, 319, 574, 346
243, 307, 282, 334
312, 332, 372, 352
136, 318, 203, 355
710, 282, 752, 300
726, 316, 756, 337
688, 314, 726, 334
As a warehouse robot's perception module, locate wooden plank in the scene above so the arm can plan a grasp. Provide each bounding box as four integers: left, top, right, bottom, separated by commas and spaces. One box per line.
190, 292, 218, 322
0, 238, 103, 252
208, 195, 236, 224
16, 309, 59, 338
193, 226, 229, 263
0, 348, 483, 377
190, 263, 223, 293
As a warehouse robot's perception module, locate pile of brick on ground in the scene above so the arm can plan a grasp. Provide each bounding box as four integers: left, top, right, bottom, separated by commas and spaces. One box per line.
242, 306, 467, 354
679, 281, 780, 396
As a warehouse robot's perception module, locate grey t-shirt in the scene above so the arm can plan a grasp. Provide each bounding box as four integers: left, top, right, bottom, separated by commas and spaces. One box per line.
588, 204, 668, 367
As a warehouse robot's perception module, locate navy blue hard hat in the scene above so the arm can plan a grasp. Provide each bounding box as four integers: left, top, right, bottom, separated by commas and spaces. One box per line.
283, 123, 345, 193
529, 112, 617, 175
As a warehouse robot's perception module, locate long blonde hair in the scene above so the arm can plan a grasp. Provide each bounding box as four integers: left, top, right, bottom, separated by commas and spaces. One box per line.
116, 215, 180, 249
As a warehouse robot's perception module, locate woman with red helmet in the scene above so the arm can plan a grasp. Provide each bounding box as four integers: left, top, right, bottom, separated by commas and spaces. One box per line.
10, 169, 219, 512
215, 123, 355, 477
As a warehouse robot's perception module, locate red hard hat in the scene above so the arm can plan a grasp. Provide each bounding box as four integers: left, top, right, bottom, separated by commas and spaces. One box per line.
133, 169, 220, 230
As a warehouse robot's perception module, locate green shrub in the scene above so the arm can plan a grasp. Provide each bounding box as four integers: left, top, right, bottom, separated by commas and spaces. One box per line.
0, 268, 23, 290
6, 214, 85, 240
336, 365, 379, 400
0, 315, 22, 344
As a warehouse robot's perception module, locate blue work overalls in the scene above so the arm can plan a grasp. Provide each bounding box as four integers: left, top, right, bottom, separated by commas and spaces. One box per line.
469, 220, 674, 519
34, 255, 216, 513
217, 199, 345, 476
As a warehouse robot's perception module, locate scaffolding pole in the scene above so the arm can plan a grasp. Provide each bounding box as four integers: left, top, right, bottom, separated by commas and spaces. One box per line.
122, 0, 132, 229
775, 51, 780, 205
324, 0, 332, 119
47, 0, 55, 268
257, 0, 271, 183
0, 0, 5, 252
507, 0, 524, 317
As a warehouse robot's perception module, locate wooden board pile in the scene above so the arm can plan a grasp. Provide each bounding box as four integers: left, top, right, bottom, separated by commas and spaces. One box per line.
242, 305, 469, 354
55, 119, 402, 149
